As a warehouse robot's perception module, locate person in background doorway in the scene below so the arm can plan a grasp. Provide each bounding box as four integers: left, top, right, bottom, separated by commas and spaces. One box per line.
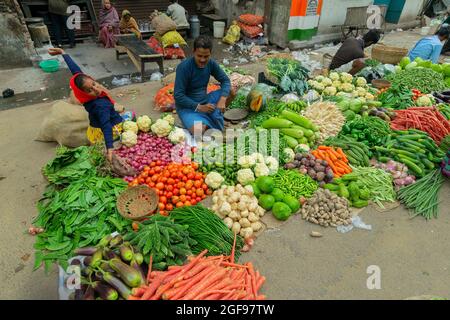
329, 29, 381, 75
167, 0, 189, 27
120, 10, 142, 39
174, 36, 232, 135
48, 0, 76, 48
408, 26, 450, 64
98, 0, 120, 48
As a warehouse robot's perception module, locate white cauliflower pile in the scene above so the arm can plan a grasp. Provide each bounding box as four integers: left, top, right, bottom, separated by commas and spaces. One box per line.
236, 153, 279, 185
311, 72, 373, 98
122, 121, 139, 134
136, 115, 152, 132
168, 127, 186, 144
162, 114, 175, 125
121, 131, 138, 147
151, 119, 172, 137
205, 171, 225, 189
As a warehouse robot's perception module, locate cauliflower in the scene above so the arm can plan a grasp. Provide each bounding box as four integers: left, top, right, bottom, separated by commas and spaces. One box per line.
168, 127, 186, 144
121, 131, 137, 147
151, 119, 172, 137
340, 72, 353, 83
341, 83, 354, 93
307, 79, 316, 87
357, 88, 367, 97
238, 155, 256, 168
205, 171, 225, 189
329, 72, 340, 81
336, 91, 350, 97
265, 156, 279, 175
250, 153, 265, 164
283, 148, 295, 163
122, 121, 139, 134
136, 115, 152, 132
315, 75, 326, 82
332, 80, 342, 88
237, 168, 255, 185
355, 77, 367, 87
323, 86, 337, 96
416, 95, 433, 106
351, 91, 359, 98
365, 93, 375, 101
161, 114, 175, 126
321, 77, 333, 87
254, 163, 270, 177
314, 82, 325, 92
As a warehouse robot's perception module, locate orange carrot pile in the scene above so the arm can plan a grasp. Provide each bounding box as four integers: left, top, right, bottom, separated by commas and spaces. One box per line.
390, 107, 450, 144
128, 249, 266, 300
311, 146, 352, 178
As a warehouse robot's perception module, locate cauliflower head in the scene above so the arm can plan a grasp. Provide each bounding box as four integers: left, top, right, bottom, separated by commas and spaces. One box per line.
265, 156, 279, 175
365, 93, 375, 101
323, 86, 337, 96
341, 83, 354, 93
329, 72, 340, 81
315, 75, 325, 82
121, 131, 138, 147
314, 82, 325, 92
168, 127, 186, 144
122, 121, 139, 134
321, 78, 333, 87
254, 163, 270, 177
237, 168, 255, 185
151, 119, 172, 137
205, 171, 225, 189
340, 72, 353, 83
162, 114, 175, 126
283, 148, 295, 163
238, 155, 256, 168
136, 115, 152, 132
355, 77, 367, 87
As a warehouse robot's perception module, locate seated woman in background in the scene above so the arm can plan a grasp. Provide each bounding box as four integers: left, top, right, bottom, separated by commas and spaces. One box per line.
98, 0, 120, 48
120, 10, 142, 39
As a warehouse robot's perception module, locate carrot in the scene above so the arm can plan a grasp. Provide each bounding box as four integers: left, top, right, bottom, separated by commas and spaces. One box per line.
131, 287, 147, 297
244, 273, 253, 297
182, 268, 228, 300
231, 231, 237, 264
233, 290, 247, 300
222, 289, 237, 300
141, 277, 163, 300
247, 262, 258, 297
195, 290, 233, 300
256, 276, 266, 291
317, 145, 329, 151
183, 260, 213, 280
127, 295, 140, 300
169, 265, 219, 300
255, 295, 266, 300
221, 262, 249, 268
146, 255, 153, 282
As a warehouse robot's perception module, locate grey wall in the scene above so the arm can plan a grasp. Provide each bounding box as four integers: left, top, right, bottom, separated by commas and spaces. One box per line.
211, 0, 265, 26
0, 0, 35, 70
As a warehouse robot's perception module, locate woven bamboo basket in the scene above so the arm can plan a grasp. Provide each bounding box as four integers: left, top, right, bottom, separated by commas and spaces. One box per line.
371, 44, 408, 65
117, 185, 159, 220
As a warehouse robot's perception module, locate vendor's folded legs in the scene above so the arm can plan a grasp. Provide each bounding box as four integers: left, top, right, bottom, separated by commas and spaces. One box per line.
189, 122, 207, 136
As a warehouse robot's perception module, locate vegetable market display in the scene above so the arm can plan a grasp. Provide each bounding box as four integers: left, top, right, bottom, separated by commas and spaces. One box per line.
266, 58, 309, 96
302, 101, 346, 143
323, 174, 371, 208
339, 115, 392, 148
309, 72, 376, 99
284, 151, 334, 187
386, 67, 447, 94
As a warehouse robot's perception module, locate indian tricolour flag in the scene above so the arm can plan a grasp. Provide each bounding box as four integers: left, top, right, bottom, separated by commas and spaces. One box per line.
288, 0, 323, 41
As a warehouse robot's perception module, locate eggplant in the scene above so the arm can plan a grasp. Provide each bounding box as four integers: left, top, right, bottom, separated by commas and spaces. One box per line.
102, 247, 119, 260
109, 235, 123, 248
109, 258, 144, 288
100, 262, 116, 273
70, 259, 81, 266
83, 256, 92, 267
91, 281, 119, 300
103, 272, 132, 299
90, 249, 103, 268
99, 235, 113, 247
74, 246, 98, 256
82, 285, 95, 300
119, 244, 134, 262
74, 288, 84, 300
130, 259, 146, 284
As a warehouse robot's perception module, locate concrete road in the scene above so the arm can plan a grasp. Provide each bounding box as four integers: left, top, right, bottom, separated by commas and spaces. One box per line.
0, 78, 449, 300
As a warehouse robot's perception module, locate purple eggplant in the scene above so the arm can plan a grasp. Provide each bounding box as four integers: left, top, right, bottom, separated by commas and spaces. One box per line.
103, 272, 132, 299
74, 246, 98, 256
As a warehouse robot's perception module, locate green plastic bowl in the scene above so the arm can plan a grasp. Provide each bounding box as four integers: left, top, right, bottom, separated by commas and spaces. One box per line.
39, 59, 60, 73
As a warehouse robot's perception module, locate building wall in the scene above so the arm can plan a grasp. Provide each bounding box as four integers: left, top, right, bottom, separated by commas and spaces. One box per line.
398, 0, 423, 23
0, 0, 35, 70
211, 0, 265, 26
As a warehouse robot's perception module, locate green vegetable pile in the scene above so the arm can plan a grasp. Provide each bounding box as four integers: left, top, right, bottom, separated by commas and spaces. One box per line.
267, 58, 309, 96
323, 175, 371, 208
34, 176, 130, 271
272, 169, 318, 199
397, 169, 444, 219
200, 162, 240, 186
339, 115, 391, 148
377, 85, 414, 110
228, 94, 247, 109
386, 68, 447, 93
323, 135, 371, 166
124, 215, 195, 270
170, 204, 244, 259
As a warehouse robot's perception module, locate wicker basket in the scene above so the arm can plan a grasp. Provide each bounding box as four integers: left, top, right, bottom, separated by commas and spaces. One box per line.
117, 185, 159, 220
371, 44, 409, 65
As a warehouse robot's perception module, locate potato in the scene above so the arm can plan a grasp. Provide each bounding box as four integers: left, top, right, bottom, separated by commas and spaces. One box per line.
256, 206, 265, 217
231, 202, 238, 211
238, 201, 248, 211
239, 218, 251, 228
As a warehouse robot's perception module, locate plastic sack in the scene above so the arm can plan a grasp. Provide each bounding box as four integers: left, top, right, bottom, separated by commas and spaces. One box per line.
223, 23, 241, 45
238, 22, 263, 39
160, 30, 187, 48
281, 93, 300, 103
150, 72, 163, 81
337, 216, 372, 233
151, 13, 177, 37
238, 14, 264, 26
302, 89, 320, 104
112, 76, 132, 86
147, 36, 186, 59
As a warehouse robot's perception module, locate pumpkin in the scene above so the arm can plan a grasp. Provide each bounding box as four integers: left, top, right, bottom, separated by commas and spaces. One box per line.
247, 88, 265, 112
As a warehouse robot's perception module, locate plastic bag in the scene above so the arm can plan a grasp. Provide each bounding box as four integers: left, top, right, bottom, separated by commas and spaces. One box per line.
150, 72, 163, 81
337, 216, 372, 233
281, 93, 300, 103
238, 14, 264, 26
160, 30, 187, 48
112, 76, 132, 86
223, 24, 241, 45
238, 22, 263, 38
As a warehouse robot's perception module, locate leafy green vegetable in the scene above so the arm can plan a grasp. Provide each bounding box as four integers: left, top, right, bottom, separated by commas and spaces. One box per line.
386, 68, 446, 94
377, 84, 414, 110
267, 58, 309, 96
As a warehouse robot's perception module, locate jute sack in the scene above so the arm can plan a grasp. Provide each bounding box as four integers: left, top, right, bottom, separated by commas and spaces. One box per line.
151, 14, 177, 37
35, 100, 90, 147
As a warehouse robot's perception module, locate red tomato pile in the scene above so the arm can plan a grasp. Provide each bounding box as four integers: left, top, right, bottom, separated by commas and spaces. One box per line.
128, 161, 212, 216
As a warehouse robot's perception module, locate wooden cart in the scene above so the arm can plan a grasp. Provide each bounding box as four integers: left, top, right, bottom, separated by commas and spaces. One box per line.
337, 5, 388, 41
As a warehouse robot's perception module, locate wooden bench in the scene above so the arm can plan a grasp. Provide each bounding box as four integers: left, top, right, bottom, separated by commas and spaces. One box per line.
115, 34, 164, 81
199, 14, 227, 31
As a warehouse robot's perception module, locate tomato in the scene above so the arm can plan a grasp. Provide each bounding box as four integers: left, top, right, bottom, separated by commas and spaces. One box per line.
149, 169, 156, 176
172, 196, 179, 204
171, 172, 178, 178
190, 199, 197, 205
160, 196, 167, 204
187, 190, 192, 196
138, 177, 145, 184
187, 172, 195, 180
173, 188, 180, 195
143, 166, 150, 172
176, 202, 184, 208
206, 189, 212, 195
158, 203, 165, 210
165, 185, 173, 192
150, 162, 156, 167
191, 162, 199, 170
149, 182, 156, 188
165, 203, 174, 211
132, 222, 139, 231
156, 182, 165, 190
201, 194, 206, 200
180, 188, 187, 195
177, 182, 185, 188
194, 180, 202, 188
166, 191, 173, 199
191, 147, 198, 153
185, 180, 193, 189
167, 178, 175, 185
129, 182, 138, 187
160, 210, 169, 216
179, 195, 187, 202
196, 189, 204, 197
163, 171, 171, 178
184, 201, 191, 206
151, 175, 158, 182
196, 197, 201, 202
156, 160, 162, 166
154, 166, 162, 173
194, 173, 203, 180
185, 195, 191, 201
145, 177, 152, 184
141, 171, 149, 178
202, 183, 208, 190
160, 177, 168, 183
182, 176, 188, 182
159, 190, 164, 196
182, 167, 190, 175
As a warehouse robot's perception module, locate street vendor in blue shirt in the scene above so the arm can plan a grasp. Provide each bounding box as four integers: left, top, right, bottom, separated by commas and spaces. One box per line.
174, 36, 232, 134
408, 27, 450, 64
